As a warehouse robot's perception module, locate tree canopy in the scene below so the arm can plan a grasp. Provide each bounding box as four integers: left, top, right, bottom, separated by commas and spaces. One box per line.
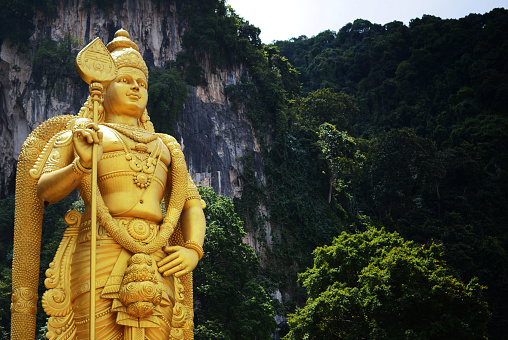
194, 187, 275, 339
285, 226, 490, 340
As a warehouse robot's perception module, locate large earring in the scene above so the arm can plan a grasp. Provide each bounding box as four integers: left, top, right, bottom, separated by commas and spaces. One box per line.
140, 109, 155, 133
78, 95, 105, 123
140, 109, 149, 123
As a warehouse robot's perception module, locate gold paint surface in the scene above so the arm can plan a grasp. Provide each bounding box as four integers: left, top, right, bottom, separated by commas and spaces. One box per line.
76, 38, 117, 86
11, 29, 206, 340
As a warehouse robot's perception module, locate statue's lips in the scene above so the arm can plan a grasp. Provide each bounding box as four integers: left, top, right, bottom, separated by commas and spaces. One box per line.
128, 93, 141, 100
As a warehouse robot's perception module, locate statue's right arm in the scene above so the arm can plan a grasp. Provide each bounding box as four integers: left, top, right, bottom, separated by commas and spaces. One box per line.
37, 124, 103, 204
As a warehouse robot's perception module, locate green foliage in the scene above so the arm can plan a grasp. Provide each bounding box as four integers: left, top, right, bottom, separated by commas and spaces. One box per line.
0, 0, 34, 44
147, 67, 188, 134
276, 10, 508, 141
194, 186, 276, 339
32, 34, 80, 83
225, 46, 299, 133
0, 196, 15, 264
318, 123, 365, 204
179, 0, 300, 132
0, 0, 64, 47
258, 126, 344, 316
285, 226, 490, 340
232, 151, 265, 235
174, 52, 207, 86
298, 88, 359, 131
79, 0, 126, 12
178, 1, 237, 68
0, 268, 11, 339
362, 128, 444, 224
0, 196, 14, 339
276, 10, 508, 337
175, 1, 265, 86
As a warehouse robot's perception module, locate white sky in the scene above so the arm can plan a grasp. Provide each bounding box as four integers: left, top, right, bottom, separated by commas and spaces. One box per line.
226, 0, 508, 43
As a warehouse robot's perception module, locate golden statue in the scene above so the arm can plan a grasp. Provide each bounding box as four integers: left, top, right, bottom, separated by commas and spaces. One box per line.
10, 29, 206, 339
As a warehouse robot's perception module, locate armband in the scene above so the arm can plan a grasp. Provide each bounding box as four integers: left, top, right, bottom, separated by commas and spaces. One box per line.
72, 157, 92, 175
184, 240, 204, 260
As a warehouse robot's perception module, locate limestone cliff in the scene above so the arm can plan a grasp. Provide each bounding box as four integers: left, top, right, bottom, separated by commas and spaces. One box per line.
0, 0, 263, 199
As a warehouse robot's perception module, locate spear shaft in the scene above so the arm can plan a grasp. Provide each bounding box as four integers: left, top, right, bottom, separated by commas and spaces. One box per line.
75, 37, 117, 339
89, 82, 102, 340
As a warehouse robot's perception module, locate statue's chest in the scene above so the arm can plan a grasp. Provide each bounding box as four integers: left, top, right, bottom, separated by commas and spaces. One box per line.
100, 126, 171, 165
98, 128, 170, 189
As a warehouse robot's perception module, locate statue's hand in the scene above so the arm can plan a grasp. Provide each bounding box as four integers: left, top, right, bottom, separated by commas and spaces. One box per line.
157, 246, 199, 277
72, 123, 103, 168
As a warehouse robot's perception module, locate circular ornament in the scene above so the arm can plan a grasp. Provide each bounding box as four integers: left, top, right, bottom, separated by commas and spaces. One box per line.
128, 219, 151, 241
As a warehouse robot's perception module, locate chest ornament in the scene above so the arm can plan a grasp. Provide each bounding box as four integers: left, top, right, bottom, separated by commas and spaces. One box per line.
102, 123, 163, 189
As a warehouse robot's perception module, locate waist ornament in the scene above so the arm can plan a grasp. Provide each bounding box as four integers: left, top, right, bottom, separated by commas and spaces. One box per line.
79, 218, 161, 246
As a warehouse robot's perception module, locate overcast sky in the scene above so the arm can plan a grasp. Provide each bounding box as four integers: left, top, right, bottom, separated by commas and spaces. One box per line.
226, 0, 508, 43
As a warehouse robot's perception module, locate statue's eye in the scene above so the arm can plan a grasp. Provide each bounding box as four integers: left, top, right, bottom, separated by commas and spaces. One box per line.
139, 82, 147, 88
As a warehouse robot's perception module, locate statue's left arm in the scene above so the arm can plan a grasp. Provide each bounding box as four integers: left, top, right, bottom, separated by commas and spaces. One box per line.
158, 196, 206, 277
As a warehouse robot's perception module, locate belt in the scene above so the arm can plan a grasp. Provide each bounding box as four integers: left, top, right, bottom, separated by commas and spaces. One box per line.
78, 218, 161, 245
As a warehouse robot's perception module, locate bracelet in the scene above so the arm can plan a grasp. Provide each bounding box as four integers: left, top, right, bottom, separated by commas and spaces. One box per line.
184, 240, 204, 260
72, 157, 92, 175
185, 195, 202, 201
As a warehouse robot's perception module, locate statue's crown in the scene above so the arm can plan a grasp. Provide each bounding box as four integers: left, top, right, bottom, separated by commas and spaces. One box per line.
107, 29, 148, 79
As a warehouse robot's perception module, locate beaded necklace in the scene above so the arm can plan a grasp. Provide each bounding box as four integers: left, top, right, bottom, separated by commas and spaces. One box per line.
102, 122, 158, 144
105, 126, 163, 189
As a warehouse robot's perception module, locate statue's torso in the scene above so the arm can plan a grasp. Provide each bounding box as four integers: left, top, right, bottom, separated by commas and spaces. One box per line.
81, 125, 171, 223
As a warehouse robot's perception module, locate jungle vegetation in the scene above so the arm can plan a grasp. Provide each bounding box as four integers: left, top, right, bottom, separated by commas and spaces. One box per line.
0, 0, 507, 339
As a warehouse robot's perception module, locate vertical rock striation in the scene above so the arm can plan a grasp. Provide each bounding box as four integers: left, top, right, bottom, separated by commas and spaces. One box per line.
0, 0, 263, 199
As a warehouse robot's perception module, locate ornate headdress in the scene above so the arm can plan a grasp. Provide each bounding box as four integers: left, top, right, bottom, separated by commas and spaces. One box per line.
78, 29, 153, 131
107, 29, 149, 80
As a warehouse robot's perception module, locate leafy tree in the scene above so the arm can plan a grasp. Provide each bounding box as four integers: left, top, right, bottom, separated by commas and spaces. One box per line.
364, 128, 445, 225
31, 34, 80, 83
285, 226, 490, 340
298, 88, 359, 131
194, 186, 276, 339
147, 67, 188, 134
317, 123, 365, 204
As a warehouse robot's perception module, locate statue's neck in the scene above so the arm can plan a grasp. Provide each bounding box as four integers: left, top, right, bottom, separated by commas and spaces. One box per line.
104, 114, 140, 126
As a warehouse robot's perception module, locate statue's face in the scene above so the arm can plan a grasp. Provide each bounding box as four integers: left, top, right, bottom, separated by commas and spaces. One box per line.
104, 66, 148, 121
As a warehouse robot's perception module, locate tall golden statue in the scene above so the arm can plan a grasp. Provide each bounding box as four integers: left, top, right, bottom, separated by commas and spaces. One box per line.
10, 29, 206, 339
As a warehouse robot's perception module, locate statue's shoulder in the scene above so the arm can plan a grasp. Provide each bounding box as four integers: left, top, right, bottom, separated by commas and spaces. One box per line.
69, 117, 93, 130
48, 117, 93, 144
18, 115, 74, 178
156, 133, 181, 150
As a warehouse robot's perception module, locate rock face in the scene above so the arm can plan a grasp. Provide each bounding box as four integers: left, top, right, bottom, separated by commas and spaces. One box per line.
0, 0, 263, 199
177, 62, 264, 198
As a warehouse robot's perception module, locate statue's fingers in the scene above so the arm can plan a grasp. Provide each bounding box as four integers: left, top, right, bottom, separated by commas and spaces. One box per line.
86, 122, 100, 131
73, 129, 84, 139
78, 130, 94, 144
159, 258, 182, 275
174, 268, 190, 278
163, 245, 181, 253
91, 131, 100, 144
97, 131, 103, 144
73, 129, 93, 144
157, 253, 178, 268
162, 262, 183, 277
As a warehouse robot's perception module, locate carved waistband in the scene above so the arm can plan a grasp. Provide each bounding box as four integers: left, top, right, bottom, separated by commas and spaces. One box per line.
78, 218, 161, 245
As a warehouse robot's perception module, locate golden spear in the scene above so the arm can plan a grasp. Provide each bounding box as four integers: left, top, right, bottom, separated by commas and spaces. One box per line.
76, 38, 117, 339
